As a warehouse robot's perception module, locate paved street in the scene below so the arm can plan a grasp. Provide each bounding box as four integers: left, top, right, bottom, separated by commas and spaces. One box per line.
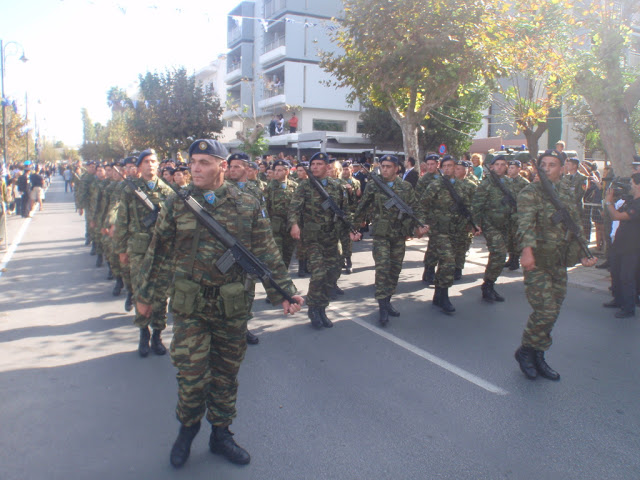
1, 177, 639, 480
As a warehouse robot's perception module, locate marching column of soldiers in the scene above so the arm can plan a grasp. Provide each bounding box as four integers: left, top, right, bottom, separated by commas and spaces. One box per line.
73, 141, 604, 469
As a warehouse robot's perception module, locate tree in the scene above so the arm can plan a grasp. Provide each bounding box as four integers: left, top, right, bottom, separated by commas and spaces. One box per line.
322, 0, 499, 161
0, 108, 34, 164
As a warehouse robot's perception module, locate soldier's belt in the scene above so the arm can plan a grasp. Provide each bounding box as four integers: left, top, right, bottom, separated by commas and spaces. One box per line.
201, 285, 220, 298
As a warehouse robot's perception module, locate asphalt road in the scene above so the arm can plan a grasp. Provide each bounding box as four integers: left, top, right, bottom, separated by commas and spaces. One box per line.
1, 177, 639, 480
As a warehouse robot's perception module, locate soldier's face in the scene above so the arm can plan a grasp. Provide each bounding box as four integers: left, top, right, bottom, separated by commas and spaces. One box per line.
274, 165, 288, 182
539, 156, 563, 182
441, 160, 454, 177
173, 171, 186, 186
425, 160, 438, 173
310, 160, 328, 178
493, 160, 507, 176
296, 167, 308, 179
380, 161, 398, 181
88, 164, 97, 174
190, 154, 227, 190
247, 168, 258, 180
507, 165, 520, 177
139, 155, 158, 179
342, 166, 352, 178
96, 167, 106, 180
228, 160, 247, 182
454, 165, 467, 179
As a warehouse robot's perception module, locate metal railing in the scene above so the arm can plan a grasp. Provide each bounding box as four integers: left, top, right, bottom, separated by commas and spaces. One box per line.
227, 60, 241, 73
264, 84, 284, 98
264, 34, 286, 53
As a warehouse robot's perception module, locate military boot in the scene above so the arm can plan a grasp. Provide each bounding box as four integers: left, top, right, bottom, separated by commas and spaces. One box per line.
95, 254, 103, 268
170, 421, 200, 468
106, 262, 114, 280
378, 299, 389, 327
533, 350, 560, 380
85, 235, 91, 246
246, 330, 260, 345
504, 255, 514, 269
422, 266, 435, 285
483, 280, 505, 302
209, 426, 251, 465
90, 241, 96, 255
318, 307, 334, 328
514, 346, 538, 379
439, 288, 456, 314
344, 256, 352, 274
138, 327, 151, 357
481, 281, 494, 302
508, 255, 520, 271
432, 287, 443, 307
297, 260, 306, 278
151, 329, 166, 355
112, 277, 124, 296
386, 296, 400, 317
308, 307, 323, 329
454, 268, 462, 281
124, 291, 134, 312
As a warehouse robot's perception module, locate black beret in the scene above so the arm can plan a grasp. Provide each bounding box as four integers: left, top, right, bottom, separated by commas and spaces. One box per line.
161, 167, 175, 175
567, 157, 580, 165
175, 165, 189, 172
273, 159, 290, 168
379, 155, 399, 165
188, 139, 228, 160
342, 161, 352, 168
123, 156, 137, 166
537, 149, 564, 165
491, 155, 507, 165
310, 152, 329, 163
248, 162, 259, 170
508, 160, 522, 168
424, 154, 440, 162
227, 152, 250, 163
136, 148, 157, 167
440, 155, 456, 165
453, 159, 466, 166
298, 161, 309, 168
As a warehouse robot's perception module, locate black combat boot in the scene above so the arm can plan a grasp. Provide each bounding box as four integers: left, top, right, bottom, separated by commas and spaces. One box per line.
333, 284, 345, 295
439, 288, 456, 314
305, 262, 311, 274
432, 287, 443, 307
378, 299, 389, 327
138, 327, 151, 357
422, 266, 435, 285
124, 291, 134, 312
308, 307, 323, 329
297, 260, 306, 278
246, 330, 260, 345
151, 329, 166, 355
85, 234, 91, 246
454, 268, 462, 281
488, 280, 504, 302
482, 280, 505, 303
508, 255, 520, 271
514, 346, 538, 379
106, 262, 114, 280
95, 254, 103, 268
533, 350, 560, 380
170, 421, 201, 468
345, 256, 352, 274
385, 296, 400, 317
318, 307, 333, 328
112, 277, 124, 296
209, 425, 251, 465
90, 241, 96, 255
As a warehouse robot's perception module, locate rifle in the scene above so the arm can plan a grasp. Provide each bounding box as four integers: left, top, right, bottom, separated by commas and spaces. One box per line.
172, 187, 298, 304
484, 165, 518, 211
113, 166, 159, 228
536, 164, 593, 259
302, 165, 359, 234
437, 169, 479, 232
361, 169, 426, 228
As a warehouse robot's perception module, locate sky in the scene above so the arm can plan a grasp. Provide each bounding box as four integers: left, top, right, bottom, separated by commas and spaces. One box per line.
0, 0, 243, 146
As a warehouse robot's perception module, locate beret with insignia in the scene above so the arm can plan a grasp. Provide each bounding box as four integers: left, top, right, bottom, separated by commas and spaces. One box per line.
491, 154, 507, 165
453, 159, 466, 166
310, 152, 329, 163
136, 148, 157, 167
273, 159, 290, 168
342, 161, 351, 168
248, 162, 259, 170
227, 152, 250, 163
424, 153, 440, 162
380, 155, 399, 165
537, 149, 564, 165
188, 139, 228, 160
508, 160, 522, 168
123, 156, 137, 166
298, 161, 309, 168
440, 154, 456, 166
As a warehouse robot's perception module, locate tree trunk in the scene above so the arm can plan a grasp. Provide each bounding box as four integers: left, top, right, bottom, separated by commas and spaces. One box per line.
399, 119, 420, 162
523, 122, 547, 163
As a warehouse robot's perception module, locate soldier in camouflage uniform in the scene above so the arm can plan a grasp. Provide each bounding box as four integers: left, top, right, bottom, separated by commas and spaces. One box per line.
265, 159, 297, 268
340, 161, 361, 274
505, 160, 530, 270
416, 154, 442, 284
135, 139, 303, 468
96, 164, 119, 279
472, 155, 515, 302
293, 162, 310, 277
419, 155, 480, 314
76, 162, 97, 250
289, 152, 349, 328
452, 160, 477, 280
114, 149, 174, 357
247, 162, 267, 192
88, 164, 108, 267
117, 157, 140, 310
514, 150, 597, 381
352, 155, 428, 326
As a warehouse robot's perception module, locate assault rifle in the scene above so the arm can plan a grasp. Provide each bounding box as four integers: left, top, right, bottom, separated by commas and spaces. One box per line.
172, 187, 298, 304
484, 165, 518, 211
302, 165, 359, 234
438, 170, 479, 232
113, 166, 159, 228
361, 169, 426, 228
535, 164, 593, 259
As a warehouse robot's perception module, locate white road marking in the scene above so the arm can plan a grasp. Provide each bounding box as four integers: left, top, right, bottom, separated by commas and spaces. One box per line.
329, 307, 509, 396
0, 214, 35, 279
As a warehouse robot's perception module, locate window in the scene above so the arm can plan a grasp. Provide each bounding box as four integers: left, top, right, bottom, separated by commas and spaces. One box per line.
356, 122, 366, 133
313, 119, 347, 132
224, 120, 234, 128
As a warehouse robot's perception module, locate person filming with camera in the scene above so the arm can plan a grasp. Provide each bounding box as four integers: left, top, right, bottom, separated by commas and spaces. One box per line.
603, 172, 640, 318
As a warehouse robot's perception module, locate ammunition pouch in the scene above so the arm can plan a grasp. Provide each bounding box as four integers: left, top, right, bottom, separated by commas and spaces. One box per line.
171, 278, 203, 315
270, 216, 284, 235
372, 219, 391, 237
219, 282, 248, 320
129, 232, 151, 255
303, 222, 321, 242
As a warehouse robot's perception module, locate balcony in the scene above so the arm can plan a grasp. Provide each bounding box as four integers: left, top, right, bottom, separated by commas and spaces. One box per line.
260, 34, 286, 65
225, 60, 242, 83
264, 0, 286, 19
258, 83, 286, 109
227, 26, 241, 47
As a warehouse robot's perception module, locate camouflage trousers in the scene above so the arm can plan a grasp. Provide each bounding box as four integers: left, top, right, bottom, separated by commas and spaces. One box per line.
273, 231, 295, 269
295, 240, 306, 263
372, 236, 406, 299
306, 238, 342, 307
483, 224, 508, 282
103, 235, 121, 277
452, 228, 473, 270
506, 216, 519, 255
521, 265, 567, 351
129, 252, 167, 330
340, 228, 352, 260
429, 232, 456, 288
423, 237, 437, 268
171, 305, 248, 427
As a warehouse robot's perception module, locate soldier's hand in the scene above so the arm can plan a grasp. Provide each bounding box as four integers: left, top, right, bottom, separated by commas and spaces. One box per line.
119, 253, 129, 265
581, 256, 598, 267
78, 208, 84, 216
521, 247, 536, 271
472, 226, 482, 236
283, 295, 305, 315
108, 225, 115, 237
416, 225, 430, 238
290, 224, 301, 240
137, 302, 152, 318
350, 232, 362, 241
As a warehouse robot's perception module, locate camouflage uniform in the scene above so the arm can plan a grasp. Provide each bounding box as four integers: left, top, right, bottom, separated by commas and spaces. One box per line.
353, 176, 422, 299
265, 177, 298, 267
88, 178, 109, 256
517, 180, 585, 351
452, 178, 478, 270
288, 176, 346, 308
338, 177, 360, 267
136, 182, 296, 427
114, 177, 173, 331
416, 172, 441, 270
506, 175, 530, 257
75, 171, 95, 243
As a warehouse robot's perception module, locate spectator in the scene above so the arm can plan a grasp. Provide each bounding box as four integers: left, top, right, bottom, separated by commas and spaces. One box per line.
289, 112, 298, 133
269, 115, 277, 137
63, 167, 74, 193
471, 153, 483, 181
17, 166, 32, 218
29, 167, 45, 216
276, 114, 284, 135
402, 157, 419, 187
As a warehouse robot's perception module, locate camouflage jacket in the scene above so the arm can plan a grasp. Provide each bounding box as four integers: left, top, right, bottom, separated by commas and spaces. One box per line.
136, 182, 296, 305
340, 177, 361, 207
419, 176, 475, 235
353, 176, 423, 238
248, 178, 267, 192
561, 172, 588, 206
113, 176, 173, 255
288, 176, 349, 241
88, 178, 109, 221
95, 179, 117, 229
415, 171, 440, 195
265, 177, 298, 235
509, 174, 530, 195
75, 172, 95, 210
472, 175, 515, 229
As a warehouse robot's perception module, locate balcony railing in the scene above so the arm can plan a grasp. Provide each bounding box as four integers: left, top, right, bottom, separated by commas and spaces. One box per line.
227, 60, 241, 72
228, 27, 241, 44
264, 0, 286, 18
264, 34, 285, 54
264, 84, 284, 98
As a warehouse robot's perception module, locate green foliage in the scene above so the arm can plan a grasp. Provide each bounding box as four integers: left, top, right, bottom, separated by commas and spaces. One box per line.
238, 128, 269, 160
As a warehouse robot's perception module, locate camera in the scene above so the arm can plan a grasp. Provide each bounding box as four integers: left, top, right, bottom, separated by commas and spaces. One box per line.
610, 177, 632, 199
